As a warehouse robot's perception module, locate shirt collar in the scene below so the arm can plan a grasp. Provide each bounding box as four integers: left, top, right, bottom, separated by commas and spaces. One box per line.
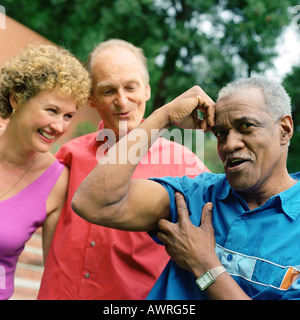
83, 121, 105, 151
98, 120, 104, 131
216, 177, 231, 200
92, 121, 113, 152
279, 172, 300, 220
96, 121, 108, 144
216, 172, 300, 221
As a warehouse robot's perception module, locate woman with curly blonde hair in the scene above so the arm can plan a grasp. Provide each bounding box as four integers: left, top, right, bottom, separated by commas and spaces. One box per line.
0, 44, 91, 300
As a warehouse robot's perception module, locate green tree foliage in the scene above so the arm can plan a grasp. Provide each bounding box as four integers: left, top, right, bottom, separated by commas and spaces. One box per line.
3, 0, 298, 171
4, 0, 297, 108
283, 65, 300, 173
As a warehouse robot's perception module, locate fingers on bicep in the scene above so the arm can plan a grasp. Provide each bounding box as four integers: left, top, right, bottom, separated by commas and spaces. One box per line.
200, 202, 214, 229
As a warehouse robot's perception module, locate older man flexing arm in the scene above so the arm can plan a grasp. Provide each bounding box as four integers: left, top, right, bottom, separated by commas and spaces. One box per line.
72, 85, 251, 300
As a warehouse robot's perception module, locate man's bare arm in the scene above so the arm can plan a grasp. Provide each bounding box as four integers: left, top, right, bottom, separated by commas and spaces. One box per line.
72, 86, 215, 232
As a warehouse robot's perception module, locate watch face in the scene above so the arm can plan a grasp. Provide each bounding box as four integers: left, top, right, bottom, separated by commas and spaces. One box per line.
196, 271, 214, 290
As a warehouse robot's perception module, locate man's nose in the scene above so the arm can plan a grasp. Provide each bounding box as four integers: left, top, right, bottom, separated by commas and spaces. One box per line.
114, 90, 128, 108
222, 130, 245, 154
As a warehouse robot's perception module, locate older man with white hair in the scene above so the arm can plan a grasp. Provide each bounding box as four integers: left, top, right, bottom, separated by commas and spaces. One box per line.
38, 39, 208, 300
73, 77, 300, 300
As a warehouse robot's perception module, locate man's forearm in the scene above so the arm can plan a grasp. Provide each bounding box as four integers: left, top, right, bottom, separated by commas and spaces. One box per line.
71, 106, 171, 222
204, 272, 252, 300
72, 86, 215, 226
158, 193, 252, 300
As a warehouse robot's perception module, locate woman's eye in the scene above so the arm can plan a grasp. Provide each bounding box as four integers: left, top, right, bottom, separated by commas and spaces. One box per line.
47, 108, 57, 114
63, 114, 73, 120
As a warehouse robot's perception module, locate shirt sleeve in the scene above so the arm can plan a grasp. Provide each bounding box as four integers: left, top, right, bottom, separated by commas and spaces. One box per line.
55, 144, 72, 168
148, 172, 225, 244
149, 176, 190, 223
147, 177, 180, 245
148, 174, 207, 244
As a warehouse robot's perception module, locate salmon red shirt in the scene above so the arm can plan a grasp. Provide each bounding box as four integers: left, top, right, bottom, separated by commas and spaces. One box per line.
38, 122, 209, 300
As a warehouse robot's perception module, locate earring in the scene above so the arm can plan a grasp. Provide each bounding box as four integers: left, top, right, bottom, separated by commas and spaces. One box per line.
12, 109, 17, 117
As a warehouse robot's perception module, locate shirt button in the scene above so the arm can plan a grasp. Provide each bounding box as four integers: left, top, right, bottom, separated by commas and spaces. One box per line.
227, 254, 233, 261
90, 241, 96, 247
84, 272, 90, 278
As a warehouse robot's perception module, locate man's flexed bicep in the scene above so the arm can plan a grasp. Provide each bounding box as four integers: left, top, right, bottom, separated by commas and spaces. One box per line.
72, 177, 170, 232
72, 86, 214, 232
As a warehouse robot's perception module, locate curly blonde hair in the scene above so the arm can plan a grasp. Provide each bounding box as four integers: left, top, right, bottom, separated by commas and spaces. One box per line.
0, 44, 91, 119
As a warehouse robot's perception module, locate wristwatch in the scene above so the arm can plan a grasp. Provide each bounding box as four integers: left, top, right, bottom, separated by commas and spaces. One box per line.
196, 265, 226, 291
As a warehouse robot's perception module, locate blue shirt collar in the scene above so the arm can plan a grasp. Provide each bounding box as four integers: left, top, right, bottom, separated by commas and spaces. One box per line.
280, 172, 300, 220
217, 172, 300, 221
216, 176, 231, 200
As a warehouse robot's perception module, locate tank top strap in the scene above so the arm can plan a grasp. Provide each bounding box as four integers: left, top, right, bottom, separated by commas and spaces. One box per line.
34, 159, 65, 196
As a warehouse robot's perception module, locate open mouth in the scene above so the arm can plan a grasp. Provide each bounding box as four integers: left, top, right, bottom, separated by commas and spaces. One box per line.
114, 111, 131, 117
224, 155, 253, 171
37, 129, 57, 141
227, 158, 249, 168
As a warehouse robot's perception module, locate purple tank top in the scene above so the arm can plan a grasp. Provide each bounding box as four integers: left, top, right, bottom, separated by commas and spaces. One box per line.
0, 160, 65, 299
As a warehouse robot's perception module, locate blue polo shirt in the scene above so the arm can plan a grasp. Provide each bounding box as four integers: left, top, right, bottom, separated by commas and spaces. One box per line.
147, 172, 300, 300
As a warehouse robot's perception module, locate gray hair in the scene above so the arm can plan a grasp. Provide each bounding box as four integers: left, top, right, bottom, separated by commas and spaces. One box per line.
87, 39, 149, 85
217, 76, 292, 121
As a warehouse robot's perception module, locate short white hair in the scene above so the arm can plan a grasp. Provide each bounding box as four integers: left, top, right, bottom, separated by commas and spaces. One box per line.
87, 39, 149, 85
217, 76, 292, 121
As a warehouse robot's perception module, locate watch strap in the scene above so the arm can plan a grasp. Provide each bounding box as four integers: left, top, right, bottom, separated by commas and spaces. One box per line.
196, 265, 226, 291
209, 265, 226, 279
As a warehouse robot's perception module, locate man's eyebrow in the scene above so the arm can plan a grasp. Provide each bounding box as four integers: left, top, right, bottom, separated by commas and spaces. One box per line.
96, 80, 140, 89
232, 116, 258, 125
211, 124, 223, 133
212, 116, 259, 132
96, 82, 112, 89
